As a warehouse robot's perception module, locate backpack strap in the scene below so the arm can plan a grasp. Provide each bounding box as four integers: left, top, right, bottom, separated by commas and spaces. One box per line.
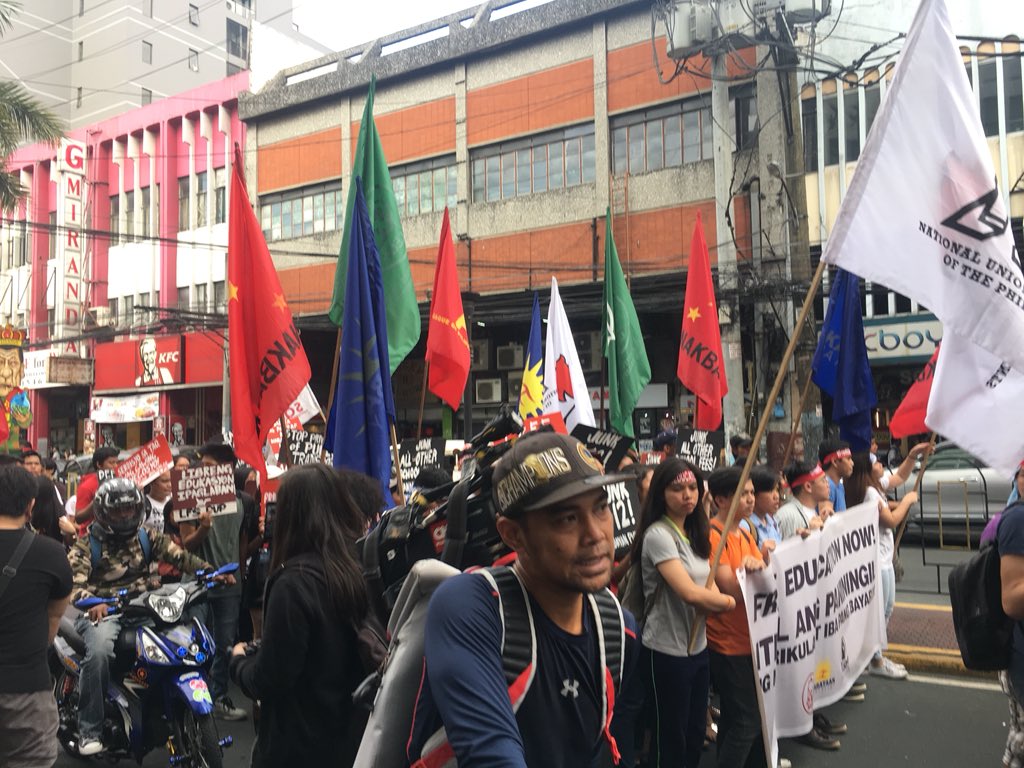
89, 531, 102, 570
138, 527, 152, 564
479, 566, 537, 712
588, 588, 625, 765
0, 529, 34, 603
89, 528, 153, 570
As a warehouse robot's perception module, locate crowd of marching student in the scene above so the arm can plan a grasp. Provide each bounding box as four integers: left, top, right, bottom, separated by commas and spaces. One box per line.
607, 430, 931, 768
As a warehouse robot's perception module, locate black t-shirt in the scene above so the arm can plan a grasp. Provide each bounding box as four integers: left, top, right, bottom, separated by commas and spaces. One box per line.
0, 529, 73, 693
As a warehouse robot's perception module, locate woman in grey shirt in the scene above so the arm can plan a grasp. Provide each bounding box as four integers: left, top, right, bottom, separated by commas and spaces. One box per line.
632, 458, 735, 768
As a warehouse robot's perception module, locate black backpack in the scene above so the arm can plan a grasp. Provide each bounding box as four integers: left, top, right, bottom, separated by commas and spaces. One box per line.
948, 531, 1013, 671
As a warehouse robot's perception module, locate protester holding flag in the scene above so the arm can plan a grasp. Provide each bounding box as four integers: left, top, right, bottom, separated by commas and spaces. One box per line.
705, 466, 768, 768
677, 214, 727, 431
845, 452, 917, 680
625, 458, 734, 768
602, 210, 651, 437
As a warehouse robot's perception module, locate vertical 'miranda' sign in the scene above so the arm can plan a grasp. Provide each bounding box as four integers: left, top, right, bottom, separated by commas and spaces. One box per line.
57, 139, 86, 355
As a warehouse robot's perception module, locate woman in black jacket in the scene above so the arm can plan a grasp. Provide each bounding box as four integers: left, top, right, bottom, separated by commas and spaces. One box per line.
230, 463, 369, 767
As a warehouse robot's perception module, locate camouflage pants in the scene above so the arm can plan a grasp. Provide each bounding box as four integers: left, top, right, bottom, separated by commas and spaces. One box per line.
1000, 671, 1024, 768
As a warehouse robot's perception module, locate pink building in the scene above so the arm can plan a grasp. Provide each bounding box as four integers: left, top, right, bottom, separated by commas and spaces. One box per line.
1, 73, 248, 455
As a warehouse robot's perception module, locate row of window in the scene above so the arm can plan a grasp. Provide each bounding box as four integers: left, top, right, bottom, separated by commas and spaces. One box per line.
107, 281, 227, 324
260, 185, 344, 242
394, 160, 457, 217
611, 102, 714, 175
803, 53, 1024, 171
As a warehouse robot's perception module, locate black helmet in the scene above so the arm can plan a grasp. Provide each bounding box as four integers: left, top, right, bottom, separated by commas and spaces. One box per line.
93, 478, 144, 537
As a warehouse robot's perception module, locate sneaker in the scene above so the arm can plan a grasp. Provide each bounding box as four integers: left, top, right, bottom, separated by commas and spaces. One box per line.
813, 713, 848, 735
213, 696, 247, 721
778, 759, 793, 768
796, 727, 840, 750
869, 657, 908, 679
842, 691, 866, 702
79, 738, 104, 756
848, 681, 868, 694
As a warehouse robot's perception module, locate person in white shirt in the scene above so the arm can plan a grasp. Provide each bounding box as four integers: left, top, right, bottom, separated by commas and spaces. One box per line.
777, 461, 832, 541
143, 471, 172, 530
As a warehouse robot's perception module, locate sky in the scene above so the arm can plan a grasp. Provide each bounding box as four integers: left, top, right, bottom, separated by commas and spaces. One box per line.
293, 0, 479, 51
292, 0, 550, 52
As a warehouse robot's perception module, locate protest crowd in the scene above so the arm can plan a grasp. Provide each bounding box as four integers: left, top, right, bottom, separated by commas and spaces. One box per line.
4, 0, 1024, 767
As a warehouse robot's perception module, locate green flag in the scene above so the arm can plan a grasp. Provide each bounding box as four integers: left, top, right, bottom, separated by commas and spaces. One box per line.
328, 75, 421, 375
602, 208, 650, 438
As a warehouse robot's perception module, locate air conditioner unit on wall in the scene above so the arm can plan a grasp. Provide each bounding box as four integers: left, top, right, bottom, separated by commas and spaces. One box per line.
496, 343, 524, 371
471, 338, 490, 372
475, 377, 502, 405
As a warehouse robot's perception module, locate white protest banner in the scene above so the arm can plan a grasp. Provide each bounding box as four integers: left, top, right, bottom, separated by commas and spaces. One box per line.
739, 501, 884, 768
116, 435, 174, 488
171, 464, 237, 524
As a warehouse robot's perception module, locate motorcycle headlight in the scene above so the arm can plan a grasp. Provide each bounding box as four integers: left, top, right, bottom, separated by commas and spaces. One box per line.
137, 627, 173, 665
145, 587, 186, 623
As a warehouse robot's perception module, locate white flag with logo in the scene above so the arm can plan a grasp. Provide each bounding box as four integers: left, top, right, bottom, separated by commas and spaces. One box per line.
925, 330, 1024, 475
821, 0, 1024, 373
543, 277, 595, 433
290, 384, 322, 425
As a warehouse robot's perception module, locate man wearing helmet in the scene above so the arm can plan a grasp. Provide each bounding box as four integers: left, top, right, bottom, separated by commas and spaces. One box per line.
67, 478, 232, 756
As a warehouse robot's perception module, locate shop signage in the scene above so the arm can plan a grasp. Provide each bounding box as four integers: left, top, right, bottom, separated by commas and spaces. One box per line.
57, 139, 86, 355
94, 333, 220, 392
47, 355, 93, 386
863, 315, 941, 364
90, 393, 159, 423
22, 350, 58, 390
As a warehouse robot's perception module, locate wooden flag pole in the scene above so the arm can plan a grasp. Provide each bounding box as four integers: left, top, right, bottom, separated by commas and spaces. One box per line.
321, 328, 342, 463
893, 431, 938, 553
416, 361, 429, 439
390, 421, 405, 497
688, 258, 827, 652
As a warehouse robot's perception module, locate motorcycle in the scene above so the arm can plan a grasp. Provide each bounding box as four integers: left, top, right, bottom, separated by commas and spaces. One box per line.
50, 563, 238, 766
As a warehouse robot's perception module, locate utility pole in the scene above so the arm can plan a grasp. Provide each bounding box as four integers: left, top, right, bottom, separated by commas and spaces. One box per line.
711, 53, 747, 443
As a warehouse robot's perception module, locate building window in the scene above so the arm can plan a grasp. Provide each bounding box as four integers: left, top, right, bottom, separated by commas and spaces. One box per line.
108, 298, 118, 326
226, 62, 243, 77
122, 295, 134, 325
1005, 54, 1024, 134
391, 157, 456, 218
140, 187, 151, 238
227, 19, 248, 60
801, 96, 817, 172
733, 85, 758, 151
214, 168, 226, 224
189, 3, 199, 25
979, 57, 999, 136
260, 182, 343, 241
195, 283, 207, 311
76, 87, 82, 108
49, 212, 56, 261
844, 88, 860, 162
196, 171, 207, 227
109, 195, 120, 243
142, 40, 152, 64
177, 177, 189, 231
213, 280, 225, 311
124, 190, 135, 241
822, 91, 839, 166
78, 41, 84, 61
188, 49, 199, 72
471, 125, 595, 203
141, 87, 152, 106
864, 82, 881, 138
177, 287, 190, 310
611, 99, 711, 177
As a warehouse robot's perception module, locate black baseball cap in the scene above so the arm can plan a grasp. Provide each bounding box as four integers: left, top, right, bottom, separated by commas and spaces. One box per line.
653, 430, 678, 450
493, 431, 628, 518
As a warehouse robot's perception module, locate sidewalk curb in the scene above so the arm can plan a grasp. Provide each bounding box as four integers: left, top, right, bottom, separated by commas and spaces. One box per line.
886, 648, 996, 680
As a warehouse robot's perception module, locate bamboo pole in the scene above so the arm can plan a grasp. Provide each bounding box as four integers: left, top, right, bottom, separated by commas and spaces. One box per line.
893, 431, 938, 553
688, 258, 827, 652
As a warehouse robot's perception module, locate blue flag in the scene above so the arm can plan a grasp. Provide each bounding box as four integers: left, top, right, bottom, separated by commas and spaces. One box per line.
811, 269, 878, 451
518, 293, 545, 419
327, 178, 394, 499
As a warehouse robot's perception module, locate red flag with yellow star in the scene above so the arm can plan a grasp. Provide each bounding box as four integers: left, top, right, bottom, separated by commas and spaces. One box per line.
426, 208, 470, 410
227, 145, 311, 475
677, 212, 727, 431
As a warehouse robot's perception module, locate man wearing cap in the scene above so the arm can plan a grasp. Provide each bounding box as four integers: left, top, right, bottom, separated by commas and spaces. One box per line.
653, 429, 678, 461
819, 439, 854, 513
406, 431, 638, 767
730, 433, 753, 466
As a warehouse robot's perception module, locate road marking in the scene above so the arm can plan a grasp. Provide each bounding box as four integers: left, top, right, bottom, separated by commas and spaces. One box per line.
894, 601, 952, 612
906, 673, 1000, 692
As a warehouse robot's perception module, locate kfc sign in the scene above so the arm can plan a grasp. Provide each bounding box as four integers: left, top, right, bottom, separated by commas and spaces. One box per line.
134, 335, 181, 386
94, 333, 222, 392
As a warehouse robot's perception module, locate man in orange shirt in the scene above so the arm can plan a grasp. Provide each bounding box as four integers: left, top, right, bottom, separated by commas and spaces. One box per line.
706, 466, 769, 768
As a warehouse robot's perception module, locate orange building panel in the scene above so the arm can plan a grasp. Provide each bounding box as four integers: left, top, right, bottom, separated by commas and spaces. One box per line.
351, 97, 457, 166
258, 127, 342, 193
466, 60, 595, 146
607, 39, 756, 114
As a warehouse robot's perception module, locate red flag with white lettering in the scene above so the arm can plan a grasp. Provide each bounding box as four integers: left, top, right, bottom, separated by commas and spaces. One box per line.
227, 145, 311, 477
677, 213, 727, 431
889, 345, 939, 439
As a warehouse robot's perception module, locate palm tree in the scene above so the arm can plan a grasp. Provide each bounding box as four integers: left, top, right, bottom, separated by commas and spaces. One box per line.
0, 1, 64, 211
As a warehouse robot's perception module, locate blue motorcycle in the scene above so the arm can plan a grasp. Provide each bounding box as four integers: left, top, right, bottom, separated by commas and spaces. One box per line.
50, 564, 238, 766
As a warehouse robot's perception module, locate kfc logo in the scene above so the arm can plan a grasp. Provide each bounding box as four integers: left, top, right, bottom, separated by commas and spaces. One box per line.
134, 336, 182, 386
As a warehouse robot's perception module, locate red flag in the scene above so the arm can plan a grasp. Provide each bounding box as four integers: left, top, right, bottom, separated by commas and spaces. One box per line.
425, 208, 470, 410
889, 345, 939, 439
677, 213, 728, 431
227, 145, 311, 476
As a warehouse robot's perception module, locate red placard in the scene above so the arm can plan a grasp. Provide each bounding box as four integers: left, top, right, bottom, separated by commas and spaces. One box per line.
116, 434, 174, 488
521, 411, 568, 435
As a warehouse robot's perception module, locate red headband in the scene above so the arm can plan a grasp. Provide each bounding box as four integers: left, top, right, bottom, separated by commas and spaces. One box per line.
792, 464, 824, 490
673, 470, 697, 485
822, 448, 852, 466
